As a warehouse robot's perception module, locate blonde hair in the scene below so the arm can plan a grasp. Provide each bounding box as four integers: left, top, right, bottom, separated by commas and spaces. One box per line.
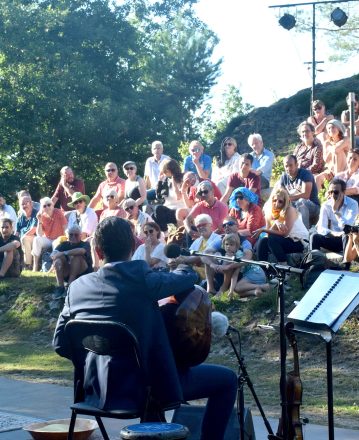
222, 233, 240, 250
265, 188, 290, 221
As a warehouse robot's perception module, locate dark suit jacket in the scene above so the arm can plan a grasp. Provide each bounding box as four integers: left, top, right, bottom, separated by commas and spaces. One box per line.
53, 260, 197, 411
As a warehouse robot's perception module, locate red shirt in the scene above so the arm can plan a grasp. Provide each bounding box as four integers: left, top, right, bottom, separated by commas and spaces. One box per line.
229, 204, 265, 245
52, 178, 85, 211
189, 199, 228, 231
228, 171, 261, 203
41, 208, 67, 240
93, 177, 125, 208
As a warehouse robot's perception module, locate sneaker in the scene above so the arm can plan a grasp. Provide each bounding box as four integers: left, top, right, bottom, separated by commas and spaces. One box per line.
52, 286, 66, 300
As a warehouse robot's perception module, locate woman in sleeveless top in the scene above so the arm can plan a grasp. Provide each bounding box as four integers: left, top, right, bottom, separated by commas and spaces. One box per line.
122, 161, 147, 208
253, 188, 308, 265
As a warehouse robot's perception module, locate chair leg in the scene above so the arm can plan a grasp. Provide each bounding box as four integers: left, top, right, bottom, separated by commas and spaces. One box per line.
95, 416, 110, 440
67, 410, 77, 440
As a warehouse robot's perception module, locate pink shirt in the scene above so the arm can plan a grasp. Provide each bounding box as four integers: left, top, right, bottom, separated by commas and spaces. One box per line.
189, 199, 228, 231
93, 177, 125, 208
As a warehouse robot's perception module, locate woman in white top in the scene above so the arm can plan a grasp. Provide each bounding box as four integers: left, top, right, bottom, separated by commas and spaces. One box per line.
123, 161, 147, 207
212, 137, 240, 194
131, 222, 168, 269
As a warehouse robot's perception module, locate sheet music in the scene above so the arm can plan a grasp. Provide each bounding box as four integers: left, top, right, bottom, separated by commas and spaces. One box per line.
288, 270, 359, 328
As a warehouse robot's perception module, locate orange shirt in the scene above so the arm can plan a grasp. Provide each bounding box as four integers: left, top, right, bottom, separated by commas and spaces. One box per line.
41, 208, 67, 240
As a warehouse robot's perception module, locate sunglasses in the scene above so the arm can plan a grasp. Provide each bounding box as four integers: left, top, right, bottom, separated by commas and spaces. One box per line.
197, 190, 209, 196
105, 168, 116, 172
74, 200, 84, 205
106, 195, 116, 199
273, 199, 284, 204
196, 223, 209, 228
42, 203, 52, 208
69, 233, 80, 238
224, 142, 233, 147
236, 195, 244, 200
191, 148, 200, 153
313, 106, 322, 111
223, 221, 236, 227
124, 166, 135, 171
125, 205, 135, 212
328, 190, 340, 195
144, 229, 155, 235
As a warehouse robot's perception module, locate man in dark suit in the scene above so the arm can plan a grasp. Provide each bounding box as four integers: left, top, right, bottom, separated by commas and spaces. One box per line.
53, 217, 236, 440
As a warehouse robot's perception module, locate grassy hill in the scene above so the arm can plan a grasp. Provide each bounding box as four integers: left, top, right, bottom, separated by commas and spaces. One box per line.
0, 270, 358, 429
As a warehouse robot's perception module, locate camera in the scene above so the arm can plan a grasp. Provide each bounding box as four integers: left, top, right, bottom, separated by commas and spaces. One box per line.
343, 224, 359, 234
156, 178, 169, 203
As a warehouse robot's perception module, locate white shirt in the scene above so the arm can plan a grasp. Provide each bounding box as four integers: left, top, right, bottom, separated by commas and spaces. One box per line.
132, 242, 168, 268
144, 154, 170, 188
0, 204, 17, 226
67, 207, 98, 236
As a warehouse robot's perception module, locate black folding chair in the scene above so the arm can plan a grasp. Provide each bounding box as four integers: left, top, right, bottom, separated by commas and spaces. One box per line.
64, 319, 151, 440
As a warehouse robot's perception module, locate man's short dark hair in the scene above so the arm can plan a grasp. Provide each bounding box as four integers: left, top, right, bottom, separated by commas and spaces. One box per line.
94, 217, 135, 263
0, 218, 12, 227
241, 153, 253, 164
284, 154, 297, 164
330, 177, 346, 192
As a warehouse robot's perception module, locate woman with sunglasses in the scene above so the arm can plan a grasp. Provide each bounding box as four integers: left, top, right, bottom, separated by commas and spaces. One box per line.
32, 197, 67, 271
212, 137, 240, 194
131, 222, 168, 269
307, 99, 334, 145
228, 187, 265, 245
99, 189, 126, 222
253, 188, 308, 266
122, 161, 147, 208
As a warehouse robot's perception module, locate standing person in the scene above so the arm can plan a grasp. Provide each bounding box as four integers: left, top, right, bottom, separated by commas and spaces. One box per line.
51, 166, 85, 211
53, 217, 237, 440
341, 93, 359, 137
51, 224, 93, 299
337, 148, 359, 203
32, 198, 67, 271
89, 163, 125, 210
0, 194, 17, 225
0, 218, 23, 279
144, 141, 170, 200
279, 155, 320, 229
221, 153, 261, 205
307, 99, 334, 145
247, 133, 274, 190
123, 161, 147, 207
212, 137, 240, 194
293, 122, 325, 175
183, 140, 212, 179
311, 178, 358, 255
16, 195, 38, 269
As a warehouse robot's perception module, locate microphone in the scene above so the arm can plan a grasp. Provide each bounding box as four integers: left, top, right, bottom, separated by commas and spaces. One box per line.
211, 311, 238, 337
164, 243, 191, 258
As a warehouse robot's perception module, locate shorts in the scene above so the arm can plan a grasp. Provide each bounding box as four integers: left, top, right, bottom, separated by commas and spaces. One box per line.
242, 266, 266, 284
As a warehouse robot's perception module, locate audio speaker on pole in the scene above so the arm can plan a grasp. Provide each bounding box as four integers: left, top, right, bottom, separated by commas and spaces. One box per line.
172, 404, 256, 440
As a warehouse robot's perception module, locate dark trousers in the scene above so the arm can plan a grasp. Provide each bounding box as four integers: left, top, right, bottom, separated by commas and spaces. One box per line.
311, 233, 348, 254
256, 234, 304, 263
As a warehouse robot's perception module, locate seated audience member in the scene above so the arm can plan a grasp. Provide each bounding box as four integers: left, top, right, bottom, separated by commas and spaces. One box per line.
205, 232, 268, 299
67, 192, 98, 240
99, 189, 126, 222
228, 187, 265, 245
315, 119, 350, 190
279, 155, 320, 229
221, 153, 261, 205
221, 216, 253, 249
152, 159, 185, 231
311, 178, 358, 256
337, 148, 359, 204
343, 224, 359, 266
53, 217, 237, 440
132, 222, 168, 269
212, 137, 240, 194
253, 188, 308, 265
17, 190, 40, 211
183, 140, 212, 179
176, 214, 222, 282
144, 141, 170, 200
293, 122, 324, 175
0, 194, 17, 225
247, 133, 274, 189
341, 93, 359, 137
32, 197, 67, 271
16, 195, 38, 269
51, 166, 85, 211
51, 224, 93, 299
307, 100, 334, 145
0, 218, 23, 278
184, 181, 228, 238
122, 198, 153, 240
123, 161, 147, 207
89, 162, 125, 210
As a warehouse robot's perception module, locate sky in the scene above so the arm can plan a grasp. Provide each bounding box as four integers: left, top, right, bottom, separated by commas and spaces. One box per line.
193, 0, 359, 111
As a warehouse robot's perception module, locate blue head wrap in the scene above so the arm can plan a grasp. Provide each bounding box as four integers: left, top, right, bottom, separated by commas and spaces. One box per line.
229, 187, 259, 210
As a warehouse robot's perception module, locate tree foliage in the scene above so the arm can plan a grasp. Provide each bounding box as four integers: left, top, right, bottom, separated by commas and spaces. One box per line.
0, 0, 220, 201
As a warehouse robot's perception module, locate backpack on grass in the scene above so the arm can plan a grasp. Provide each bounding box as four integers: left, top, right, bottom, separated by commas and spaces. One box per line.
299, 250, 341, 289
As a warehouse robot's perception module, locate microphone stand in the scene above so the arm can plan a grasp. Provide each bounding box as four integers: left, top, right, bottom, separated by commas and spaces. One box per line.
226, 327, 275, 440
191, 251, 304, 440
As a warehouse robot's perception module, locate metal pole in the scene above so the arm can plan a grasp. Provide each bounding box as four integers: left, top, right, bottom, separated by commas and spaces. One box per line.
311, 3, 316, 106
326, 341, 335, 440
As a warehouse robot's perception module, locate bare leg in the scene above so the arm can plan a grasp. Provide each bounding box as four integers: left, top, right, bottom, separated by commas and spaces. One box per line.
204, 264, 216, 294
228, 268, 241, 299
33, 255, 40, 272
0, 251, 14, 277
216, 269, 232, 296
53, 255, 69, 287
68, 255, 87, 284
234, 279, 270, 297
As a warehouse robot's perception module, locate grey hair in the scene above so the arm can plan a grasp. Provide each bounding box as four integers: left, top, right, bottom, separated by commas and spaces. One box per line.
247, 133, 263, 146
67, 224, 82, 234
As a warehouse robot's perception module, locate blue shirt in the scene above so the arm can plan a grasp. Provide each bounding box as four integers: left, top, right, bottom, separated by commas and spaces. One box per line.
16, 208, 38, 237
183, 153, 212, 179
252, 148, 274, 182
317, 196, 358, 235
